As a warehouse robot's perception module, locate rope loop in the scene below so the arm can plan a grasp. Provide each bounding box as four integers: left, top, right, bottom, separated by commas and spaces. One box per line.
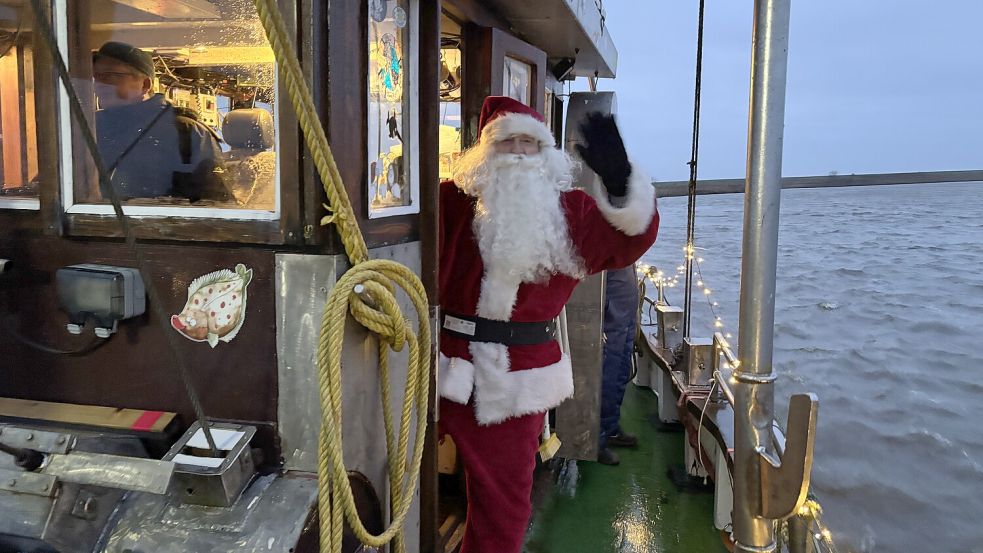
252, 2, 431, 552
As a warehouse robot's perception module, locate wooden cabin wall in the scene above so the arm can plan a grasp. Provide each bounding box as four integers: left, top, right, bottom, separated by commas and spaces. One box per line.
0, 239, 278, 426
418, 2, 441, 551
0, 0, 443, 464
0, 224, 285, 439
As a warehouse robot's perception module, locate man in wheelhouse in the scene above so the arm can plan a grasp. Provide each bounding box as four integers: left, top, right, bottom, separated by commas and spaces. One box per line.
91, 41, 229, 203
438, 95, 660, 553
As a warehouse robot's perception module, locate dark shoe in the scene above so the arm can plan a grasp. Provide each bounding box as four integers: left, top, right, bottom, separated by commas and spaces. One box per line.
608, 431, 638, 448
597, 448, 620, 466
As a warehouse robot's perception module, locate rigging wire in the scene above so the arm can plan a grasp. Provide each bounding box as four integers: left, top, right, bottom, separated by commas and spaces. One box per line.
27, 0, 220, 456
683, 0, 707, 338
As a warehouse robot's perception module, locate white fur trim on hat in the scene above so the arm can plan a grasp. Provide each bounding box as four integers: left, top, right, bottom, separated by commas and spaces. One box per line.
593, 163, 657, 236
480, 112, 556, 148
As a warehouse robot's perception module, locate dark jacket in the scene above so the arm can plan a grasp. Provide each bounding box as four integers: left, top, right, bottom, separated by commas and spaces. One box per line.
96, 94, 229, 202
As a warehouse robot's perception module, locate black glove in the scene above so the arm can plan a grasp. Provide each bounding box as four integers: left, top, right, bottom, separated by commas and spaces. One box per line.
575, 112, 631, 198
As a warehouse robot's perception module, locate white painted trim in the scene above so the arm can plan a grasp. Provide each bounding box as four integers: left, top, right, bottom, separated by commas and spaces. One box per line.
56, 0, 73, 211
0, 198, 40, 210
63, 203, 278, 220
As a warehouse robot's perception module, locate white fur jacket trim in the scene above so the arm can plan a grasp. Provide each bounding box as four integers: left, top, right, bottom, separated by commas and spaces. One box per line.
593, 164, 657, 236
438, 347, 575, 426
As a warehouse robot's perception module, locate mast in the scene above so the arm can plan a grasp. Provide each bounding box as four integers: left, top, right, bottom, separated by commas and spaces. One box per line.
733, 1, 818, 552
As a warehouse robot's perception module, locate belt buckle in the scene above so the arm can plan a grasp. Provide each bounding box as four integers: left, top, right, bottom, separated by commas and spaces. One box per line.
443, 315, 476, 336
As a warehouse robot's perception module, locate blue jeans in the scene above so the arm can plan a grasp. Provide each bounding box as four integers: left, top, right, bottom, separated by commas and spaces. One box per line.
599, 265, 639, 450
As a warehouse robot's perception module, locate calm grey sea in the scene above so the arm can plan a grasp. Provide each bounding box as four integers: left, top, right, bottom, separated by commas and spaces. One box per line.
640, 181, 983, 553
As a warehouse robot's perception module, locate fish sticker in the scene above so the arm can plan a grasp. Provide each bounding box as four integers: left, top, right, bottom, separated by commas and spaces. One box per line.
170, 264, 253, 348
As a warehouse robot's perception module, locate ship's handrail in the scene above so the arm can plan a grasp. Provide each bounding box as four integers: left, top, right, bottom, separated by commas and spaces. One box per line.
711, 332, 738, 406
636, 268, 838, 553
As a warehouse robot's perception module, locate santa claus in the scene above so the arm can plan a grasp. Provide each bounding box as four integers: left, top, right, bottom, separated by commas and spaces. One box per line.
438, 96, 659, 553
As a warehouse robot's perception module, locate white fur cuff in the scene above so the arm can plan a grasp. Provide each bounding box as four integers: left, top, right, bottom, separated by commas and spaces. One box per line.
480, 112, 556, 147
438, 354, 475, 405
594, 164, 657, 236
471, 343, 575, 426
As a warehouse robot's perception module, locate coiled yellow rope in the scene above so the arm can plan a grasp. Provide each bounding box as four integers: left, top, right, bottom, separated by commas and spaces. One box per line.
252, 1, 431, 551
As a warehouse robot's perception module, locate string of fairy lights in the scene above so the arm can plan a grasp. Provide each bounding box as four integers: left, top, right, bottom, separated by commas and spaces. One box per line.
637, 245, 733, 341
795, 499, 840, 553
636, 248, 842, 553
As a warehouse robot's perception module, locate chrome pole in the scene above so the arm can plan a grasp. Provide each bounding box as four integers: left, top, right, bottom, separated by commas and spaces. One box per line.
734, 0, 792, 552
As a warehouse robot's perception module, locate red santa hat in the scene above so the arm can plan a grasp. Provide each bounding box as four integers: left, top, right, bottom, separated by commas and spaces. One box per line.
477, 96, 556, 148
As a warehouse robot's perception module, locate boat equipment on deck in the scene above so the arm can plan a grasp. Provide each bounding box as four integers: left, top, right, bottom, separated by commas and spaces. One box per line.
28, 0, 432, 550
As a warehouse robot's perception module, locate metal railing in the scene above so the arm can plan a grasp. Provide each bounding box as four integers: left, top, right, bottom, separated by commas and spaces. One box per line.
710, 333, 836, 553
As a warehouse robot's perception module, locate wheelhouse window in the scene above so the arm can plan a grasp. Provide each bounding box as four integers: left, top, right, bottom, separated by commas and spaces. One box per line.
0, 3, 41, 209
58, 0, 279, 218
438, 27, 461, 181
367, 0, 419, 218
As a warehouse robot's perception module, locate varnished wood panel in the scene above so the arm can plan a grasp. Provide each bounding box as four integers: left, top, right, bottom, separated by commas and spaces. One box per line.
418, 3, 441, 552
0, 397, 176, 433
63, 215, 285, 245
0, 238, 279, 430
461, 24, 492, 149
461, 25, 547, 148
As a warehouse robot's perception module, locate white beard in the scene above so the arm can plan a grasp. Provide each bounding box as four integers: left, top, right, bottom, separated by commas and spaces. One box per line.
453, 145, 584, 319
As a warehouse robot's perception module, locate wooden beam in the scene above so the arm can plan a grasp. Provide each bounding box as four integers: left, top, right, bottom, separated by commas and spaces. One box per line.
0, 397, 177, 433
653, 170, 983, 198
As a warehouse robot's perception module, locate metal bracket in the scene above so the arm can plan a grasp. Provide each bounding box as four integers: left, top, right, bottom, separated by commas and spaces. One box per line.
69, 489, 100, 520
757, 393, 818, 519
0, 467, 57, 497
42, 451, 175, 495
0, 426, 75, 454
163, 422, 257, 507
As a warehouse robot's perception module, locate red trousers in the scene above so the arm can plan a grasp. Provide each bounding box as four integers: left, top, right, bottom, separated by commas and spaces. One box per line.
439, 398, 546, 553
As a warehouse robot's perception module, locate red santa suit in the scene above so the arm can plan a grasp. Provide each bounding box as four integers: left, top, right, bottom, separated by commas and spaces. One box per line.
438, 97, 658, 553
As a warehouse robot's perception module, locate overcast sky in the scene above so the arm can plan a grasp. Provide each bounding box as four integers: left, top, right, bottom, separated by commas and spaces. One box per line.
582, 1, 983, 182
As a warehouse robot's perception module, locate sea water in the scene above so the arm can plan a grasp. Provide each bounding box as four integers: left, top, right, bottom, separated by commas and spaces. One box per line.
640, 181, 983, 553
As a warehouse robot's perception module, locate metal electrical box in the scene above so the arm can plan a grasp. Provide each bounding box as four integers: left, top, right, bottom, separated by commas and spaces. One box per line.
683, 337, 714, 386
656, 304, 684, 351
56, 264, 145, 336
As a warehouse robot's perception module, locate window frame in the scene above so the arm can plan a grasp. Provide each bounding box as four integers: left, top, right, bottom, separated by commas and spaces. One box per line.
461, 25, 547, 149
33, 0, 304, 244
365, 0, 421, 220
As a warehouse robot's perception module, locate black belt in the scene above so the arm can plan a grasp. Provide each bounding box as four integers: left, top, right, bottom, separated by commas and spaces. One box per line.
441, 313, 557, 346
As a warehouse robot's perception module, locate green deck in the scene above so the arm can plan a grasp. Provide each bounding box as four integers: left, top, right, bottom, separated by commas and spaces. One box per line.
524, 384, 728, 553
